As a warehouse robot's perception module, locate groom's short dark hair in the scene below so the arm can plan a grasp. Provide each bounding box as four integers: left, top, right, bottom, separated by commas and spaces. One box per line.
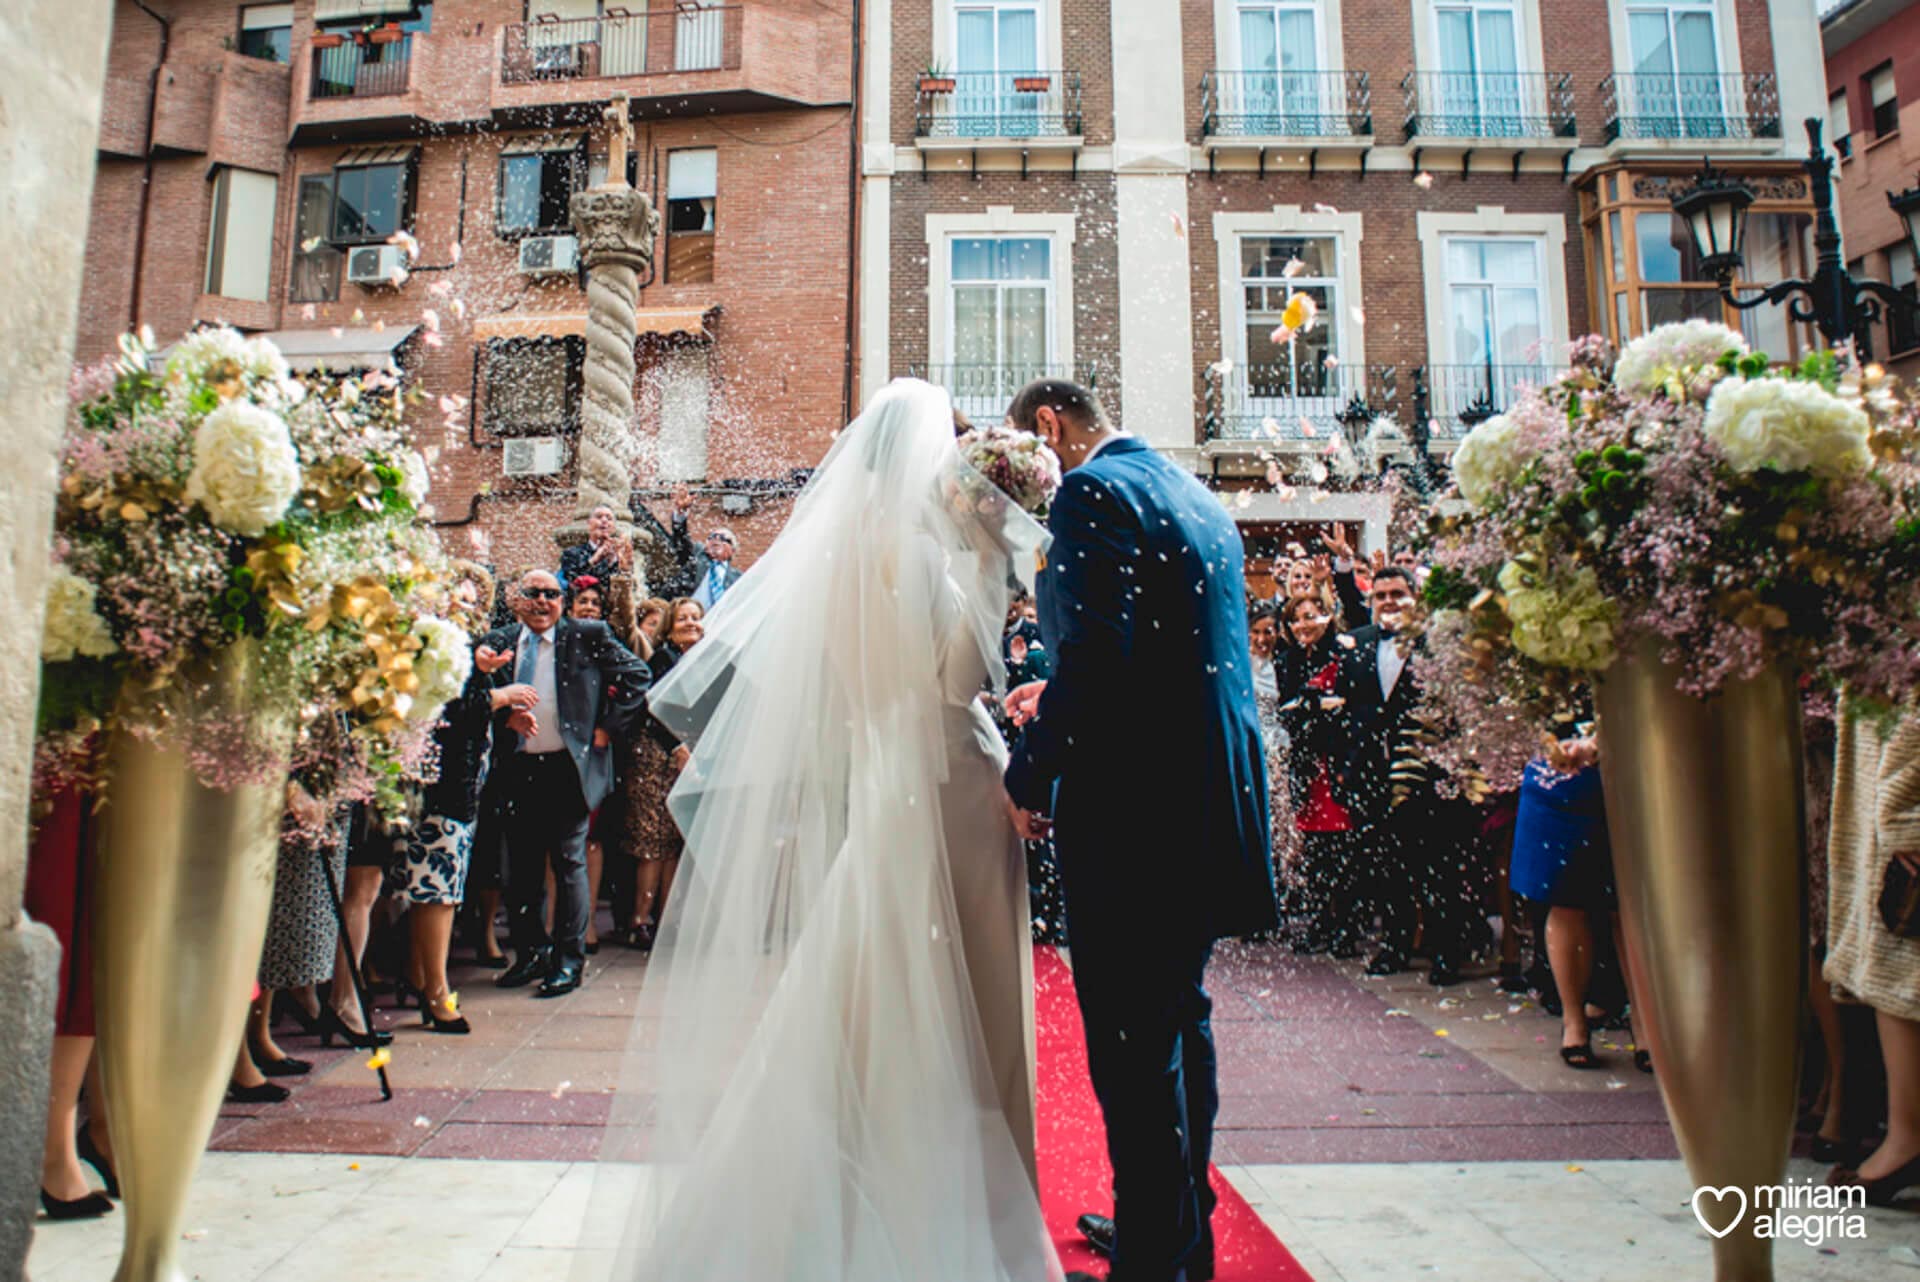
1008, 379, 1110, 435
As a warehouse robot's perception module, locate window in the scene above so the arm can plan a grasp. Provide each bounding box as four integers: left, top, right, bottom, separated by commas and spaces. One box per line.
484, 339, 584, 437
1444, 236, 1547, 418
655, 347, 711, 481
1829, 90, 1852, 159
1633, 210, 1722, 327
331, 160, 411, 244
204, 167, 278, 302
1626, 1, 1723, 138
1434, 0, 1524, 135
1870, 63, 1899, 138
950, 1, 1043, 135
1238, 235, 1338, 400
290, 174, 342, 304
1236, 2, 1321, 128
676, 0, 725, 71
498, 137, 583, 236
666, 149, 717, 284
238, 4, 292, 63
948, 236, 1051, 419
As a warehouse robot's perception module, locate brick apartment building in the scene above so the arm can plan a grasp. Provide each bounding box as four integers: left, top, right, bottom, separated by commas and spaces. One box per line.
79, 0, 856, 581
1824, 0, 1920, 379
857, 0, 1829, 589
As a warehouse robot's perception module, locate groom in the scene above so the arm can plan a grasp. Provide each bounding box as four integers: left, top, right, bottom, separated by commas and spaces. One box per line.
1003, 380, 1275, 1282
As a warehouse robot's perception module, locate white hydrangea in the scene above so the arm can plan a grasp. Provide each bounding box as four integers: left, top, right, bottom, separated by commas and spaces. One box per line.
187, 401, 302, 536
408, 615, 473, 723
398, 449, 431, 508
1449, 413, 1527, 510
1499, 561, 1616, 671
1613, 320, 1747, 398
1703, 375, 1872, 479
41, 567, 117, 663
166, 327, 290, 387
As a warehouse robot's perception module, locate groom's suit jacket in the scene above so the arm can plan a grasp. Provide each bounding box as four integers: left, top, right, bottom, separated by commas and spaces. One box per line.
1005, 436, 1276, 941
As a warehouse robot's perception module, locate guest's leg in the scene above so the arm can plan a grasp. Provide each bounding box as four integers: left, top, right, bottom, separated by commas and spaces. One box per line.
329, 865, 384, 1031
230, 1034, 267, 1090
1546, 905, 1594, 1053
549, 812, 595, 967
41, 1035, 95, 1200
631, 859, 663, 930
505, 799, 554, 959
655, 853, 681, 922
475, 888, 506, 962
82, 1056, 114, 1170
247, 992, 295, 1066
585, 836, 604, 948
411, 903, 458, 1018
1808, 949, 1847, 1143
1858, 1010, 1920, 1179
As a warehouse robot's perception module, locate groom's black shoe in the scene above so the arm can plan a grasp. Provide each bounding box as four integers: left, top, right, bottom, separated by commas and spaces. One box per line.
497, 947, 552, 990
1078, 1213, 1115, 1258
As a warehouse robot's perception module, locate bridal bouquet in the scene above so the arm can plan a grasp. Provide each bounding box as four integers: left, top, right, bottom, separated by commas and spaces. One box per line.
38, 326, 466, 817
957, 423, 1063, 518
1412, 319, 1920, 792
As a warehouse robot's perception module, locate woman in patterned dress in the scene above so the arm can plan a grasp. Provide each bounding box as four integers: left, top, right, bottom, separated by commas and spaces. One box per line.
391, 567, 515, 1032
616, 597, 704, 949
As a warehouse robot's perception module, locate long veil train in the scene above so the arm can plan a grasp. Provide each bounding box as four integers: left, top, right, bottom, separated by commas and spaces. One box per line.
575, 380, 1062, 1282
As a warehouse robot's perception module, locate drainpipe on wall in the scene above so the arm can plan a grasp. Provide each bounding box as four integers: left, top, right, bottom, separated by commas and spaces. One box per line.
128, 0, 171, 333
842, 0, 862, 425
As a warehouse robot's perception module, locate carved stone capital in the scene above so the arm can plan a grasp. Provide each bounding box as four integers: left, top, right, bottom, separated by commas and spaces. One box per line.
570, 186, 660, 276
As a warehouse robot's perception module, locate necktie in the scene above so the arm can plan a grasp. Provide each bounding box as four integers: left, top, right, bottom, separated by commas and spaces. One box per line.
710, 564, 727, 604
515, 632, 540, 748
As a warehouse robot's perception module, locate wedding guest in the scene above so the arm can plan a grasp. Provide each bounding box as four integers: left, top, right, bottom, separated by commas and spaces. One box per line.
1802, 704, 1855, 1162
1315, 525, 1374, 628
27, 779, 112, 1219
327, 804, 390, 1038
567, 574, 612, 949
466, 527, 520, 631
568, 577, 607, 622
1005, 617, 1053, 685
665, 484, 745, 610
1277, 594, 1359, 956
1826, 697, 1920, 1203
390, 569, 515, 1034
1249, 603, 1297, 935
618, 597, 703, 947
482, 570, 650, 997
560, 506, 636, 588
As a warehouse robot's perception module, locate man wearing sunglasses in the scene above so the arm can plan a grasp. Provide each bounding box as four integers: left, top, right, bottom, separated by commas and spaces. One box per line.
479, 569, 650, 997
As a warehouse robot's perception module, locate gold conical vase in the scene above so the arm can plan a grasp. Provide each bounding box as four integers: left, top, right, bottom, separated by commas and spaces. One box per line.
1595, 642, 1805, 1282
91, 641, 290, 1282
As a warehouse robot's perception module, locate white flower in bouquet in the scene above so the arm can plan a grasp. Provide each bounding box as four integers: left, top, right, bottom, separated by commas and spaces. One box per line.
187, 400, 302, 536
1450, 414, 1526, 510
41, 567, 117, 662
1498, 560, 1616, 671
1703, 375, 1872, 479
1614, 320, 1747, 398
408, 615, 473, 723
957, 424, 1063, 517
166, 328, 290, 387
399, 448, 432, 508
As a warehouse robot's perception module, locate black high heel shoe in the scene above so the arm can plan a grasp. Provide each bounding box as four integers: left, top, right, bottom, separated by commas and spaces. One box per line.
1862, 1153, 1920, 1207
40, 1188, 114, 1220
317, 1004, 391, 1050
256, 1053, 312, 1078
420, 1002, 471, 1035
74, 1129, 118, 1200
225, 1081, 290, 1105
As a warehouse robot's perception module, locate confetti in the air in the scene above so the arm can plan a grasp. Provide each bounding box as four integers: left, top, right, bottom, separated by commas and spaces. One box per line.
1414, 171, 1435, 190
1282, 256, 1306, 279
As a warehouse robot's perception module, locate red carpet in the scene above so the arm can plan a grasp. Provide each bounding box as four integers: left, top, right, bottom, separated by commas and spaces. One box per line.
1033, 945, 1314, 1282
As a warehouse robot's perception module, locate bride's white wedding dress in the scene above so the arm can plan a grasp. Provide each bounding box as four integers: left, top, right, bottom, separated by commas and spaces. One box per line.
579, 380, 1062, 1282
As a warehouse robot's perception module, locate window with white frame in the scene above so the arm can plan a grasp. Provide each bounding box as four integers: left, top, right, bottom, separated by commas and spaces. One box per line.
1829, 90, 1852, 159
950, 1, 1043, 136
1239, 235, 1339, 402
238, 4, 292, 63
666, 149, 717, 284
1235, 2, 1322, 126
204, 167, 278, 302
655, 346, 711, 481
1625, 0, 1724, 138
1869, 63, 1899, 138
947, 236, 1052, 421
1433, 0, 1524, 133
1443, 237, 1547, 418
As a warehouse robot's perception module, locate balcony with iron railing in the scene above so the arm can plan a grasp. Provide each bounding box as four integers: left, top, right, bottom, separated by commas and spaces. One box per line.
1200, 70, 1372, 142
1401, 71, 1576, 143
293, 28, 494, 143
309, 34, 413, 100
1600, 72, 1780, 144
908, 361, 1099, 426
1202, 362, 1398, 443
1418, 363, 1566, 440
494, 6, 838, 123
914, 71, 1083, 143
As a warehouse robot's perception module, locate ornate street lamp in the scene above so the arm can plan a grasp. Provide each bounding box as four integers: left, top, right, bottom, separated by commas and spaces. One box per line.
1669, 117, 1920, 355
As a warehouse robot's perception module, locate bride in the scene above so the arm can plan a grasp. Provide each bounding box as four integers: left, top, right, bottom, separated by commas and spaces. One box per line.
581, 380, 1064, 1282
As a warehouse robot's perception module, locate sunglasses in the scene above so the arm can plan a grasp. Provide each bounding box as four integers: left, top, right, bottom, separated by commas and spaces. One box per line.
521, 587, 564, 601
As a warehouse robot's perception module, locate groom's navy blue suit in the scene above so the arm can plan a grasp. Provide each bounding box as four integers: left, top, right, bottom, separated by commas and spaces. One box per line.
1006, 435, 1275, 1282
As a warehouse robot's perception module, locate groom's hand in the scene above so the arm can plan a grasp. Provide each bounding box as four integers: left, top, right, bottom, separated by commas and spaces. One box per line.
1004, 680, 1047, 727
1001, 788, 1052, 841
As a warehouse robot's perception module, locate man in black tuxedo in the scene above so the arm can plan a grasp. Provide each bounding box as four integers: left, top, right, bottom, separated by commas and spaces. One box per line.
1334, 566, 1474, 987
481, 569, 650, 997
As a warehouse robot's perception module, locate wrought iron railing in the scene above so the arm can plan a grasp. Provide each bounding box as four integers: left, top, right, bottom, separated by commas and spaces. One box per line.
1200, 70, 1372, 138
914, 70, 1083, 139
1600, 72, 1780, 143
500, 6, 740, 84
1419, 364, 1565, 438
1202, 362, 1398, 442
1401, 70, 1575, 140
309, 36, 412, 100
908, 361, 1098, 425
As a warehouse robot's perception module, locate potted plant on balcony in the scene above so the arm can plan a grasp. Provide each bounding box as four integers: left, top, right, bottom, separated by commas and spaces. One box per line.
311, 31, 345, 49
1013, 73, 1051, 93
919, 62, 956, 94
368, 21, 403, 45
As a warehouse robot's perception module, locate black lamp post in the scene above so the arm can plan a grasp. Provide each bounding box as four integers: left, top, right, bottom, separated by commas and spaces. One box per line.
1670, 116, 1920, 356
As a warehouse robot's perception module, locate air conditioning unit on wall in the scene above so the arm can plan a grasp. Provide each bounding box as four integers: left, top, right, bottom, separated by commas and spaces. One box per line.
502, 436, 566, 477
345, 243, 407, 286
517, 234, 579, 277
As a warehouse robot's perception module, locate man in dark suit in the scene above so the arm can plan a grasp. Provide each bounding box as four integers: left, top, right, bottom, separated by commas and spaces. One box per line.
663, 484, 745, 609
1003, 380, 1274, 1282
558, 504, 636, 588
1333, 566, 1473, 987
481, 569, 650, 997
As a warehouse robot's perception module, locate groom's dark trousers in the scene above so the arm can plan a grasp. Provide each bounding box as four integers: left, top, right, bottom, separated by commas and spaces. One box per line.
1007, 437, 1275, 1282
